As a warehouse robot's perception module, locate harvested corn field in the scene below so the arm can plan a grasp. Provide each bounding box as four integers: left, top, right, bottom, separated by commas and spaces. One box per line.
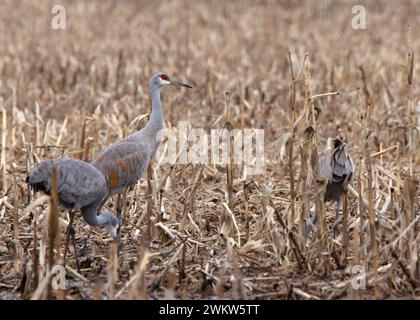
0, 0, 419, 300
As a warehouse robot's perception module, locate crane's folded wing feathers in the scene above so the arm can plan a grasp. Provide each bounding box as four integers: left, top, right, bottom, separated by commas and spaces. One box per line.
319, 149, 334, 182
27, 157, 107, 211
319, 140, 354, 185
91, 141, 151, 194
332, 147, 354, 181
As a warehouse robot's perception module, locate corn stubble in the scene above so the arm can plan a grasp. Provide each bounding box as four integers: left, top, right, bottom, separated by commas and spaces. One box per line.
0, 0, 418, 300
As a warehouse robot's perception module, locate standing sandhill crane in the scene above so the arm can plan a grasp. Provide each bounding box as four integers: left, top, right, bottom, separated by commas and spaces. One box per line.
306, 134, 354, 237
92, 73, 192, 219
26, 157, 120, 269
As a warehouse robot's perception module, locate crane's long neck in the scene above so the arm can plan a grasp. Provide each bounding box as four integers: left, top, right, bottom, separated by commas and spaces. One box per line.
129, 84, 164, 156
144, 85, 163, 136
81, 204, 111, 227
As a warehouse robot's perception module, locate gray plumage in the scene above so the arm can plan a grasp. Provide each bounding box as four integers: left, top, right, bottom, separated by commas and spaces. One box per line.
26, 157, 120, 239
306, 135, 355, 237
92, 142, 150, 197
91, 73, 192, 214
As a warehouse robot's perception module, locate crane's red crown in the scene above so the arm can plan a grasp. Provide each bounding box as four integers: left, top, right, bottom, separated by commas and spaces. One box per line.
160, 74, 169, 81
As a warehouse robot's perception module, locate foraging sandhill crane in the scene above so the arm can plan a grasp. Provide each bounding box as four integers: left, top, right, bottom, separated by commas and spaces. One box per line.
26, 157, 120, 268
306, 134, 354, 237
92, 73, 192, 218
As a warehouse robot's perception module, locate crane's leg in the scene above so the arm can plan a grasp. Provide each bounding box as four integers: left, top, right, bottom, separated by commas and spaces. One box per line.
116, 193, 123, 219
116, 192, 124, 256
79, 233, 90, 257
306, 211, 318, 238
63, 211, 80, 271
63, 211, 75, 265
332, 198, 342, 238
70, 226, 81, 272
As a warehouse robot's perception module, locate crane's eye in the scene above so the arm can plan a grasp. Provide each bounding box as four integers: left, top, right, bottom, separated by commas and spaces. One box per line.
160, 74, 169, 81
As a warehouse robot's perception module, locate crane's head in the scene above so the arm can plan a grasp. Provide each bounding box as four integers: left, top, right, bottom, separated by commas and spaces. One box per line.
150, 72, 193, 90
104, 213, 121, 241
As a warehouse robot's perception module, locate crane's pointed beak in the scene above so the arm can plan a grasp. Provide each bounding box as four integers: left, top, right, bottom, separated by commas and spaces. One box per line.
170, 79, 193, 89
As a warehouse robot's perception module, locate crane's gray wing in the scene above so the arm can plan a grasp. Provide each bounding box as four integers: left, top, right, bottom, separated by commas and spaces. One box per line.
319, 142, 354, 182
27, 157, 107, 211
91, 142, 151, 194
319, 148, 334, 182
331, 145, 354, 183
55, 158, 108, 210
315, 137, 355, 203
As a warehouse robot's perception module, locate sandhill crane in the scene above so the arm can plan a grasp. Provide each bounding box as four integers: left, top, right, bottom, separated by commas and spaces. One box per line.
26, 157, 120, 269
92, 72, 192, 220
306, 134, 354, 237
